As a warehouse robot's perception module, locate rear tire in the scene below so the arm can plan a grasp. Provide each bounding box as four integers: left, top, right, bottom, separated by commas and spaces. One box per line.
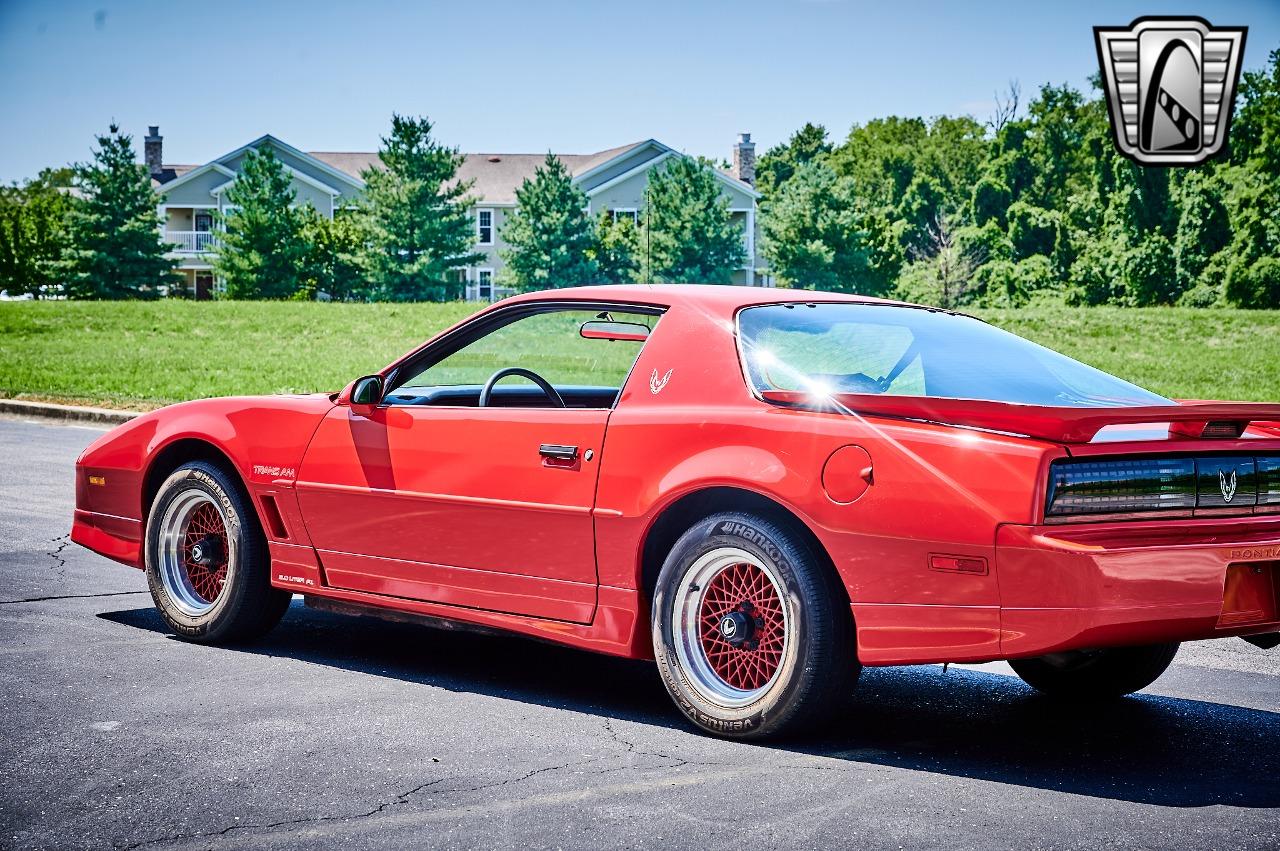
652, 511, 859, 739
1009, 642, 1180, 699
145, 461, 290, 643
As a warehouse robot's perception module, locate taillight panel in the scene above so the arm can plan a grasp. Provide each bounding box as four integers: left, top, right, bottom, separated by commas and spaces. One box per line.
1046, 453, 1280, 521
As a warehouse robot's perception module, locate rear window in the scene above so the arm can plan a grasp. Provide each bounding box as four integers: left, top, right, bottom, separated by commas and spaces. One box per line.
737, 303, 1170, 408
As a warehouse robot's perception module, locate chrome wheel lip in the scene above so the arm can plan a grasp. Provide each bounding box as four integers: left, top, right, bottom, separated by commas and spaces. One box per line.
158, 489, 233, 618
672, 546, 792, 709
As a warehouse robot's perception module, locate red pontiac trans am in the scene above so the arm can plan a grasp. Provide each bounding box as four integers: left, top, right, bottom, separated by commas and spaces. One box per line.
72, 285, 1280, 738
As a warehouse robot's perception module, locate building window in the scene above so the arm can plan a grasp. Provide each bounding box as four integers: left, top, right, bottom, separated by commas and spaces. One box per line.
477, 209, 494, 245
477, 268, 494, 301
611, 208, 639, 226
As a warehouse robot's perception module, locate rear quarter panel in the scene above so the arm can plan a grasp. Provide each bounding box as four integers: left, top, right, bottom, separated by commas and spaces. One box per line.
595, 301, 1059, 664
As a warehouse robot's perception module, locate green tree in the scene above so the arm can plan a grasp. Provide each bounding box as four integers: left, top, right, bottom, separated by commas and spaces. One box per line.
0, 169, 72, 297
913, 115, 989, 210
829, 117, 927, 209
1172, 171, 1230, 295
1223, 166, 1280, 308
971, 254, 1055, 307
59, 124, 176, 299
1218, 48, 1280, 307
755, 123, 832, 198
212, 147, 311, 299
758, 52, 1280, 309
1121, 232, 1178, 306
1067, 228, 1125, 305
643, 156, 744, 283
1058, 91, 1180, 305
592, 210, 641, 284
971, 173, 1012, 227
299, 209, 368, 301
988, 122, 1037, 205
1225, 254, 1280, 308
1007, 202, 1066, 265
830, 115, 986, 255
895, 217, 993, 308
760, 162, 901, 295
897, 173, 947, 255
1024, 84, 1091, 211
500, 153, 597, 289
360, 114, 482, 301
1230, 47, 1280, 173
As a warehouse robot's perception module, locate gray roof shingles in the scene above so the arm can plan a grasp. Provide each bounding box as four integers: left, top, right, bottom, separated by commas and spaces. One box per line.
306, 142, 644, 204
154, 139, 754, 201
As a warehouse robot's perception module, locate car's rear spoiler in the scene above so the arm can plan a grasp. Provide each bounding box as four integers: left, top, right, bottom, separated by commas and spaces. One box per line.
759, 390, 1280, 444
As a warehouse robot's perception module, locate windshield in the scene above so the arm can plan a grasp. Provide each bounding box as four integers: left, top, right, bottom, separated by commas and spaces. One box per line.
737, 303, 1170, 408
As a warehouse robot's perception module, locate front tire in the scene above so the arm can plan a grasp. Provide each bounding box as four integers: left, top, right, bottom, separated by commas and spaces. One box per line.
1009, 642, 1180, 699
145, 461, 290, 643
652, 511, 858, 739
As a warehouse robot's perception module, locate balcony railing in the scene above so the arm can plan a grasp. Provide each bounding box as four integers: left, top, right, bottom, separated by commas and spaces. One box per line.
465, 282, 515, 302
166, 231, 217, 253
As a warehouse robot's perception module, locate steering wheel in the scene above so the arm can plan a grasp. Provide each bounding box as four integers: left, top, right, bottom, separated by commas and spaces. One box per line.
478, 367, 567, 408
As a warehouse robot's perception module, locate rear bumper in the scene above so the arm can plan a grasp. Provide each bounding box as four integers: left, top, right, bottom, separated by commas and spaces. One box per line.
996, 516, 1280, 657
71, 509, 142, 568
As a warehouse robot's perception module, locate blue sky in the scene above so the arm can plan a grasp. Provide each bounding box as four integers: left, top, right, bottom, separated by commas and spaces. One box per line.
1, 0, 1277, 183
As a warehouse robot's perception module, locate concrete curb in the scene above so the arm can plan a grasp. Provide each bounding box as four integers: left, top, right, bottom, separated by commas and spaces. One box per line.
0, 399, 141, 425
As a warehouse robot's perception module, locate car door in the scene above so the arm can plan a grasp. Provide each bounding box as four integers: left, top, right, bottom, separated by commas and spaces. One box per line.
295, 304, 658, 624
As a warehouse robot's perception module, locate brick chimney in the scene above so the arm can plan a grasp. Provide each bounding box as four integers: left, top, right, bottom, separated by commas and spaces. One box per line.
732, 132, 755, 186
144, 126, 163, 177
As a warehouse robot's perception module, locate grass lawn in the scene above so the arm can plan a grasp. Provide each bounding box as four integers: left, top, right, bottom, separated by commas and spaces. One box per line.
0, 301, 477, 410
0, 299, 1277, 410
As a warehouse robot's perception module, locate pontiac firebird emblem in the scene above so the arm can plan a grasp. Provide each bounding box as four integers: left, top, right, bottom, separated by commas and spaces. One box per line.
650, 368, 672, 395
1219, 468, 1238, 503
1094, 17, 1246, 166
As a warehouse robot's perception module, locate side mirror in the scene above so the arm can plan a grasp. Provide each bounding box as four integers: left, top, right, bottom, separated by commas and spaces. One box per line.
349, 375, 383, 414
580, 320, 649, 342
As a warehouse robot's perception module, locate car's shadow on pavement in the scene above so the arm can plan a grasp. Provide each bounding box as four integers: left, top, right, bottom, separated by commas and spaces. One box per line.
99, 600, 1280, 809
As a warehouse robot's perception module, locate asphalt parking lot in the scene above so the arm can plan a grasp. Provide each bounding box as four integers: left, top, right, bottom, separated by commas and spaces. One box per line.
1, 416, 1277, 850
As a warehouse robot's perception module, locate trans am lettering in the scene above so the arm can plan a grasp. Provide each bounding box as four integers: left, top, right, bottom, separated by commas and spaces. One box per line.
252, 464, 296, 479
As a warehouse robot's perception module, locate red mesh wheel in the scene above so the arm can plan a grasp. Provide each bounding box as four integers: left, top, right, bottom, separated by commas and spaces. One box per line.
697, 562, 786, 691
181, 502, 229, 604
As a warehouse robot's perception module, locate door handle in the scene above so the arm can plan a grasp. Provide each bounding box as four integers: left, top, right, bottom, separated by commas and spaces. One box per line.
539, 444, 579, 460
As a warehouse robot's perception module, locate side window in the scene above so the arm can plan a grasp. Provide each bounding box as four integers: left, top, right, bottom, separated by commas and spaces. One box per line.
386, 308, 659, 408
476, 209, 494, 245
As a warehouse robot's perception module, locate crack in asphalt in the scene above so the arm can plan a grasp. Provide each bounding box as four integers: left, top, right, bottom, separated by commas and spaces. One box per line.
0, 590, 148, 605
114, 757, 619, 849
115, 721, 706, 848
115, 777, 454, 850
601, 716, 705, 769
46, 534, 70, 577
